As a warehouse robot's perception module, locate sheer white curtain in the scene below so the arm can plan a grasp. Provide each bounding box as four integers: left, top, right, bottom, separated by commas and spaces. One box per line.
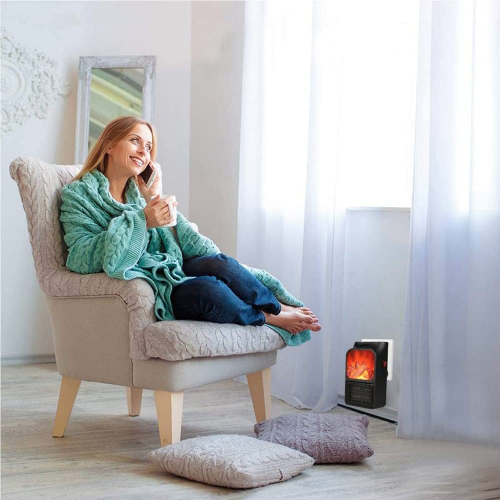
397, 1, 500, 445
237, 0, 419, 410
237, 1, 344, 410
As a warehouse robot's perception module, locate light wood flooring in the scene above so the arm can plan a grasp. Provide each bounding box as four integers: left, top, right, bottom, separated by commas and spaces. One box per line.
2, 363, 500, 500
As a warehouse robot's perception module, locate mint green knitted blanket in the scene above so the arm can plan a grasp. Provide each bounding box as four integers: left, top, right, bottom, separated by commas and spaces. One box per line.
59, 169, 311, 346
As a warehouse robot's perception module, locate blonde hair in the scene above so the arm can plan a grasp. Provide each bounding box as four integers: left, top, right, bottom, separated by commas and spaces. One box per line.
72, 116, 158, 182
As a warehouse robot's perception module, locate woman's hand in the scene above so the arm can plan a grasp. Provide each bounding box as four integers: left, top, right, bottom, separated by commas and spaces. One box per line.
135, 161, 162, 201
143, 196, 179, 229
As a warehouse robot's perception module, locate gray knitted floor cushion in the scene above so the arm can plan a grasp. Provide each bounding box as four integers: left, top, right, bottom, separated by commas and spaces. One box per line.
254, 413, 374, 463
148, 434, 314, 488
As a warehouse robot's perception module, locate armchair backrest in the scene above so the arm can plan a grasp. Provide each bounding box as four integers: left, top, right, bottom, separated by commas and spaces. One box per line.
9, 157, 81, 291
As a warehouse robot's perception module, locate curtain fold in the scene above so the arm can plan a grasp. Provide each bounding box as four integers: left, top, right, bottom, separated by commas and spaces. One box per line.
237, 1, 345, 411
397, 0, 500, 445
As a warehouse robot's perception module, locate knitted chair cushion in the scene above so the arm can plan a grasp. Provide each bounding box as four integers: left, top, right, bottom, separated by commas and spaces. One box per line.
254, 413, 374, 464
10, 157, 286, 361
148, 434, 314, 489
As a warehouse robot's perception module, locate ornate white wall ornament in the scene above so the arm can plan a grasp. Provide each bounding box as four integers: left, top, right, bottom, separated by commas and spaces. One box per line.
1, 27, 71, 135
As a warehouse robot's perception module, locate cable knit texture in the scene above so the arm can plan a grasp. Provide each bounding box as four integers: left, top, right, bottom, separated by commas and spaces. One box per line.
254, 413, 374, 464
9, 157, 309, 361
148, 434, 315, 489
58, 166, 310, 346
145, 320, 284, 361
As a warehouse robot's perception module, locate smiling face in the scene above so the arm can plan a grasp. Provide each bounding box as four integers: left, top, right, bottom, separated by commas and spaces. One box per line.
106, 123, 154, 179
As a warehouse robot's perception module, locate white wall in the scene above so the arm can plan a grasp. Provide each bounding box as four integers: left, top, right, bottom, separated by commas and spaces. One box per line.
1, 1, 192, 362
340, 208, 410, 415
189, 1, 245, 256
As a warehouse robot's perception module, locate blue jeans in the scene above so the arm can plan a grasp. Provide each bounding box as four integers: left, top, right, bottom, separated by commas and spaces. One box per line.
171, 254, 281, 325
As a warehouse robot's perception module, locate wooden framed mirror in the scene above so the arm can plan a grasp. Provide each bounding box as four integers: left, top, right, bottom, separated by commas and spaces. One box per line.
75, 55, 156, 164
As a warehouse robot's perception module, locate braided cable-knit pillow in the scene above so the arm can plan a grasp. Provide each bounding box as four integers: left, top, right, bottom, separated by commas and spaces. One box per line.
148, 434, 314, 488
254, 413, 374, 463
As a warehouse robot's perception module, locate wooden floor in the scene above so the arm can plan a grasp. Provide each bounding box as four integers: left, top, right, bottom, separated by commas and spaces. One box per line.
2, 363, 500, 500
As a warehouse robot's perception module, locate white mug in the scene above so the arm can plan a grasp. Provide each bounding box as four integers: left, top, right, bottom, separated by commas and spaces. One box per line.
159, 194, 177, 227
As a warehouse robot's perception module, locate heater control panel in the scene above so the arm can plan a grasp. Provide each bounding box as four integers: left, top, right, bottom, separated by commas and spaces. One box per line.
362, 338, 394, 380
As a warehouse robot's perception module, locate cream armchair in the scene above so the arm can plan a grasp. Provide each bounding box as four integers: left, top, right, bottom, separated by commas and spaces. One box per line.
10, 157, 284, 446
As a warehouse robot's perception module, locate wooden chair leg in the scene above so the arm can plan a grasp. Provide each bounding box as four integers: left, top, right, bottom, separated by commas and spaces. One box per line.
52, 376, 81, 438
126, 387, 143, 417
247, 367, 271, 423
153, 390, 184, 446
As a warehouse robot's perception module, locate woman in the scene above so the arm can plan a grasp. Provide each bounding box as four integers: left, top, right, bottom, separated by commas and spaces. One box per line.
60, 116, 321, 344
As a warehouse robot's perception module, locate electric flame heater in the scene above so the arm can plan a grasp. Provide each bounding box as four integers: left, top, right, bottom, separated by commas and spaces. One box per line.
345, 341, 388, 409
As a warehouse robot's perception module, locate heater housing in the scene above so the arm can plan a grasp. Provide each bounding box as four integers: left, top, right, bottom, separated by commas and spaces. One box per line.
345, 341, 388, 409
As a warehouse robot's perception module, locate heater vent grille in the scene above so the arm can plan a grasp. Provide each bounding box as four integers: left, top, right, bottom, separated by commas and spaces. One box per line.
345, 381, 374, 408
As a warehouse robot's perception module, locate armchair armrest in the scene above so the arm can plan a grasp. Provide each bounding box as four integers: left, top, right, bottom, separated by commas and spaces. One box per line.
42, 268, 156, 359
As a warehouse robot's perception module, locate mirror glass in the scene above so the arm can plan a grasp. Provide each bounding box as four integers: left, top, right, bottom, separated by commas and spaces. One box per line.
75, 56, 156, 164
89, 68, 144, 151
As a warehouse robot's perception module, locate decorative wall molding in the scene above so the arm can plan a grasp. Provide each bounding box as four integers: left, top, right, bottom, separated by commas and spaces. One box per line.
1, 27, 70, 135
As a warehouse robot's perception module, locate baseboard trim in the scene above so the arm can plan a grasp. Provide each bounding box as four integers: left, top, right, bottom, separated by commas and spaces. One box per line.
1, 354, 56, 366
338, 394, 398, 423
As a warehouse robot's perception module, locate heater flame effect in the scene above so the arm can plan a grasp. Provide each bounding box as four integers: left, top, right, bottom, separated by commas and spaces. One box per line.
346, 349, 375, 381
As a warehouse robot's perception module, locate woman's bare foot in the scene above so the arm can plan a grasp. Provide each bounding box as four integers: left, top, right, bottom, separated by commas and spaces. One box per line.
280, 303, 318, 322
263, 304, 321, 335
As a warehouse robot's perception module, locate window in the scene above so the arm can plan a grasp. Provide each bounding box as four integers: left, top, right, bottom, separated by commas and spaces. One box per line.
338, 1, 420, 208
